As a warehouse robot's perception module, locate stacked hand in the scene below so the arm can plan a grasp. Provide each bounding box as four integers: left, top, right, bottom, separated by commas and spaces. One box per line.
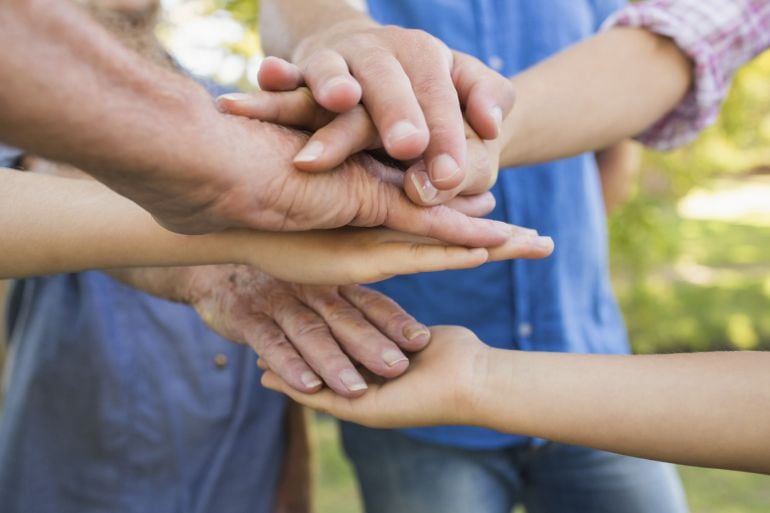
218, 19, 515, 210
181, 265, 433, 397
260, 326, 489, 426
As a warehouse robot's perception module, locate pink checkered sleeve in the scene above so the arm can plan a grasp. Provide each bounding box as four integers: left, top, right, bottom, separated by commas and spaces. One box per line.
602, 0, 770, 150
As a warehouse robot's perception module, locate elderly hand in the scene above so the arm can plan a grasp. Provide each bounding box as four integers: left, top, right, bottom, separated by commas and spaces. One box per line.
183, 264, 435, 398
183, 118, 516, 247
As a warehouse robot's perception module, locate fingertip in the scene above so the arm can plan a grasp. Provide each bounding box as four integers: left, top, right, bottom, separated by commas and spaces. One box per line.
258, 56, 303, 91
300, 370, 324, 392
384, 120, 429, 160
293, 140, 326, 167
428, 154, 464, 190
316, 76, 362, 112
406, 167, 439, 205
403, 323, 432, 349
215, 92, 254, 113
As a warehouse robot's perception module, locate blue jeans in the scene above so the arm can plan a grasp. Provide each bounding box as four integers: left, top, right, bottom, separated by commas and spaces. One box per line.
341, 423, 689, 513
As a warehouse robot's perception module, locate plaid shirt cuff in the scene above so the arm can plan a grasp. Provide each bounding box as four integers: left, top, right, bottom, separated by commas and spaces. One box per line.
603, 0, 770, 150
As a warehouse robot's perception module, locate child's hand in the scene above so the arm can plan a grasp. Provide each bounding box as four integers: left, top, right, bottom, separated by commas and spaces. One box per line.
260, 326, 492, 428
238, 226, 553, 286
217, 56, 505, 209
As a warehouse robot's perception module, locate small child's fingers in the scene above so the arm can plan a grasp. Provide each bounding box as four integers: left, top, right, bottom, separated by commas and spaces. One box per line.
294, 106, 381, 171
258, 56, 304, 91
217, 89, 333, 129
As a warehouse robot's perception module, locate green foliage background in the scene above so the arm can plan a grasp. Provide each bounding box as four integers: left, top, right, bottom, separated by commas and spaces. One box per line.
609, 51, 770, 354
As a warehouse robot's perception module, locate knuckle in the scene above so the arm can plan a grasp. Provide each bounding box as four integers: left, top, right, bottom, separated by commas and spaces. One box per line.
325, 307, 366, 325
294, 318, 331, 339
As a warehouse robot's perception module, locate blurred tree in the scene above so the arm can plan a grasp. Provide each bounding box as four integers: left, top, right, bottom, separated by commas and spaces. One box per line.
610, 50, 770, 353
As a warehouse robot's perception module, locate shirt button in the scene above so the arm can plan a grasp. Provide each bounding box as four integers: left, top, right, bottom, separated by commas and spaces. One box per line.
214, 353, 229, 369
518, 323, 533, 338
488, 55, 504, 71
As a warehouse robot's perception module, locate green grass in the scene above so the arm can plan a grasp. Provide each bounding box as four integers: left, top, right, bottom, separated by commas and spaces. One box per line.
311, 416, 770, 513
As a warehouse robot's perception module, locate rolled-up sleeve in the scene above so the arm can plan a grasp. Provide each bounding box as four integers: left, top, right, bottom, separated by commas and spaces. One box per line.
603, 0, 770, 150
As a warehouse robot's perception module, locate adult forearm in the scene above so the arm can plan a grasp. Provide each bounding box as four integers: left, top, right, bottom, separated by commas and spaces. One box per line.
478, 349, 770, 474
500, 28, 692, 167
0, 0, 227, 205
261, 0, 369, 58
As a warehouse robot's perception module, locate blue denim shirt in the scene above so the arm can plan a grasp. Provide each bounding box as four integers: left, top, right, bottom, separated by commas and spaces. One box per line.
365, 0, 630, 449
0, 80, 287, 513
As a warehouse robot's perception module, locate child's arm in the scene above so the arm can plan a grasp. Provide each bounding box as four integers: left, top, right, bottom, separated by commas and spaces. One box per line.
0, 170, 552, 282
262, 326, 770, 474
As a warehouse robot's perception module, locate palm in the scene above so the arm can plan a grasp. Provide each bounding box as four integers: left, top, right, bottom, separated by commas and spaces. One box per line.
265, 326, 487, 429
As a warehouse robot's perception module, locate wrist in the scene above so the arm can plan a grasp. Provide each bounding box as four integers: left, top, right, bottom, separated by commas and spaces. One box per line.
293, 16, 379, 62
463, 347, 523, 430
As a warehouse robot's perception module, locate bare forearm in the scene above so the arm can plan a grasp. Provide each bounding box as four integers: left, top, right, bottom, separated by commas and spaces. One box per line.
478, 349, 770, 474
261, 0, 369, 58
0, 0, 226, 199
0, 172, 252, 278
500, 28, 692, 167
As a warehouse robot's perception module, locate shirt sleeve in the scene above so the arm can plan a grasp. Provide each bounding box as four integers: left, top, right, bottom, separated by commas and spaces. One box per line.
0, 143, 23, 169
602, 0, 770, 150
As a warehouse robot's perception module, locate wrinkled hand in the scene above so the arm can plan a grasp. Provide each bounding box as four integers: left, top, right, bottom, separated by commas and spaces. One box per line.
261, 326, 491, 428
185, 264, 434, 398
218, 76, 503, 208
247, 20, 514, 194
189, 117, 514, 247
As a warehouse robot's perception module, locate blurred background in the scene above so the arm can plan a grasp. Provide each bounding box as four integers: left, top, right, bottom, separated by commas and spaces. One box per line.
2, 0, 769, 511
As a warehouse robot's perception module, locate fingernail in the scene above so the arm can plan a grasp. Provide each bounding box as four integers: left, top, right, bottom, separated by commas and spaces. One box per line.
301, 371, 322, 389
490, 106, 503, 136
215, 93, 253, 112
534, 236, 554, 251
404, 323, 430, 342
216, 92, 252, 103
430, 154, 461, 184
339, 369, 368, 392
386, 120, 420, 148
382, 349, 408, 367
410, 171, 439, 203
320, 76, 354, 98
469, 248, 488, 258
294, 141, 325, 163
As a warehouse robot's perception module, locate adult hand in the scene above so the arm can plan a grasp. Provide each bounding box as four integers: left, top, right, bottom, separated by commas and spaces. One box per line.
184, 265, 434, 398
169, 117, 516, 247
261, 326, 490, 427
253, 18, 514, 192
218, 65, 502, 208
